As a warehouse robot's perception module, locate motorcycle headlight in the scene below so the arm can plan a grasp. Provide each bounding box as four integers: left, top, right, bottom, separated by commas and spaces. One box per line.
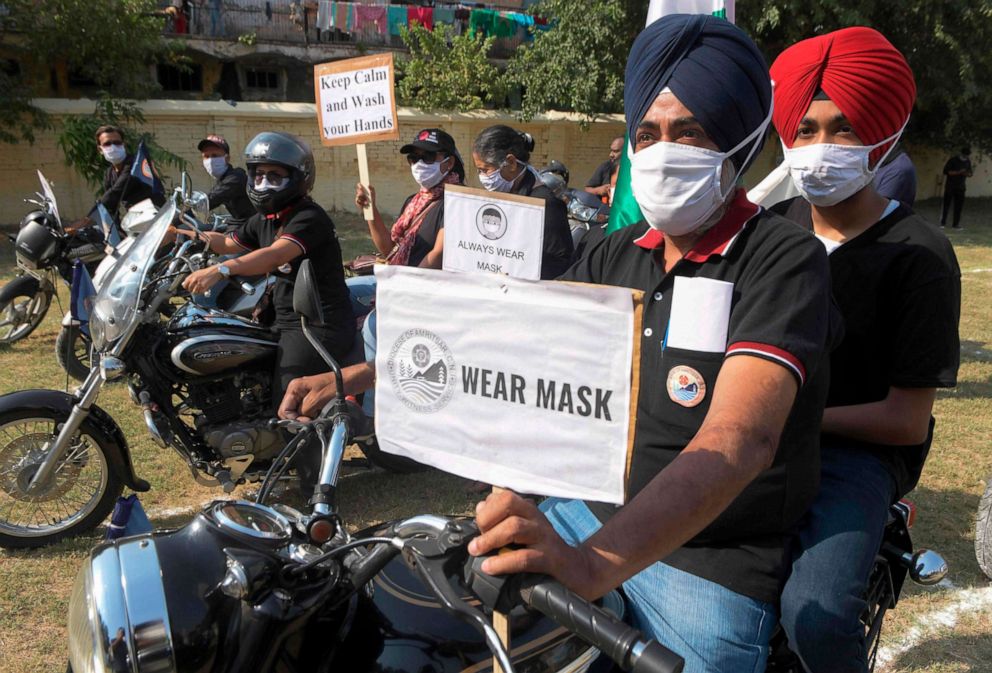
67, 537, 177, 673
89, 312, 107, 352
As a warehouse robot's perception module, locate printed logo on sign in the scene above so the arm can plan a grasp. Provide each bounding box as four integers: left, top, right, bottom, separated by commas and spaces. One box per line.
387, 328, 457, 413
667, 365, 706, 408
476, 204, 508, 241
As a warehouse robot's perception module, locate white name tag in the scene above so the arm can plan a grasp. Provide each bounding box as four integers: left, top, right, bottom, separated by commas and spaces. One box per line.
666, 276, 733, 353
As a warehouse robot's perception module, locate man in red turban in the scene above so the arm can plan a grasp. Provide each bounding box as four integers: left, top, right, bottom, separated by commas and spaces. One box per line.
769, 27, 961, 673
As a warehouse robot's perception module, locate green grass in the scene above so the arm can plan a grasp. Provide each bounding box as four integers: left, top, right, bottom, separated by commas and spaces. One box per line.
0, 200, 990, 671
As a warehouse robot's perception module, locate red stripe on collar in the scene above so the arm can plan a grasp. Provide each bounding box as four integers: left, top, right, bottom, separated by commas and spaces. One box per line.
633, 189, 760, 260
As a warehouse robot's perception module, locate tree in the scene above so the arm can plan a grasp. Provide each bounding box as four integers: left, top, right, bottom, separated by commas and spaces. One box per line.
505, 0, 636, 122
0, 0, 184, 143
57, 96, 186, 191
738, 0, 992, 153
396, 23, 506, 111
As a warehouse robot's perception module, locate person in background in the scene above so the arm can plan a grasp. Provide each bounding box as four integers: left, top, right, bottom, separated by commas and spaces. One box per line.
872, 142, 917, 206
770, 27, 961, 673
473, 125, 574, 278
197, 134, 255, 224
585, 136, 624, 199
941, 146, 973, 228
68, 125, 165, 233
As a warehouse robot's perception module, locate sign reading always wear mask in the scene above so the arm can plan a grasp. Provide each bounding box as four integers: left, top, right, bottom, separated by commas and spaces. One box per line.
374, 265, 643, 504
313, 53, 400, 147
442, 185, 546, 281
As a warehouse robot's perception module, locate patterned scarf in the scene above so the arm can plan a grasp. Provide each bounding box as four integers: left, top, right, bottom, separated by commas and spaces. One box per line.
389, 171, 461, 266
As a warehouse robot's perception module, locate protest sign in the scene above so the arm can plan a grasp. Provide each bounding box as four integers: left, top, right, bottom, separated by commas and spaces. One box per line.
442, 184, 546, 280
373, 265, 643, 505
313, 54, 400, 219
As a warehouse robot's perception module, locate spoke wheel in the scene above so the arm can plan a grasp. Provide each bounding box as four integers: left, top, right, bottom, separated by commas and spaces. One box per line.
56, 325, 93, 382
0, 287, 52, 344
0, 415, 122, 548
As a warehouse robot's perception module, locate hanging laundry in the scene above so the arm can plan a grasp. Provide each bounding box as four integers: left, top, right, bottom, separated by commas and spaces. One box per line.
434, 6, 455, 27
408, 6, 433, 31
492, 11, 515, 38
353, 4, 387, 34
332, 1, 351, 30
316, 0, 332, 31
468, 8, 495, 38
265, 0, 272, 21
387, 5, 407, 35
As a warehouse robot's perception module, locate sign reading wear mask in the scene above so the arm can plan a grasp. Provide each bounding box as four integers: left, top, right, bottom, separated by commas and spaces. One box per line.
374, 266, 643, 504
313, 53, 400, 147
442, 185, 546, 280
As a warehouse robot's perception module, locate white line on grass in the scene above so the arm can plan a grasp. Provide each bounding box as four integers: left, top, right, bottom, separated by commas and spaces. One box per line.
876, 585, 992, 669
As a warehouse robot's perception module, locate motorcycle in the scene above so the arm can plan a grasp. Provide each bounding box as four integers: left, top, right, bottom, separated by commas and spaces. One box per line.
65, 260, 686, 673
564, 188, 610, 252
0, 171, 106, 345
976, 475, 992, 580
0, 177, 413, 549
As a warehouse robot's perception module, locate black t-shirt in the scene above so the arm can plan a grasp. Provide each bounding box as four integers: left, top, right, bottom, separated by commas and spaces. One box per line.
772, 197, 961, 496
207, 165, 255, 222
561, 191, 837, 602
943, 156, 972, 191
100, 155, 166, 216
230, 199, 354, 331
512, 170, 575, 279
396, 193, 445, 268
586, 159, 615, 188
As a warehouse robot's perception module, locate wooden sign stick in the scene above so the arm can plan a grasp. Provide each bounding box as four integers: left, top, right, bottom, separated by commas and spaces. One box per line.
492, 485, 510, 673
356, 143, 374, 221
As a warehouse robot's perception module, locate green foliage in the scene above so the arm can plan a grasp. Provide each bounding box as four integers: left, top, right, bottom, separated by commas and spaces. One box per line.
505, 0, 633, 123
396, 23, 506, 111
739, 0, 992, 153
57, 96, 187, 192
238, 32, 258, 46
0, 0, 183, 143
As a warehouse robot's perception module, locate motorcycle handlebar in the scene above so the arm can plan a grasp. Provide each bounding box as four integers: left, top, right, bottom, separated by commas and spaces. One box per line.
516, 577, 683, 673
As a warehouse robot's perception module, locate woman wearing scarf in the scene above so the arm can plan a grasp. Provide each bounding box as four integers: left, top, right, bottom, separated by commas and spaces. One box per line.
770, 28, 961, 673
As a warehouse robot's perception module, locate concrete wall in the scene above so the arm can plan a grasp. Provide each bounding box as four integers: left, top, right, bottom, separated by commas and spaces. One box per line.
1, 98, 987, 225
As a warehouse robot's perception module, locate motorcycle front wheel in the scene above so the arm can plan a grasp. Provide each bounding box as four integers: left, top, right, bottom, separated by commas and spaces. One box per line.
0, 410, 123, 548
56, 324, 93, 382
0, 279, 52, 344
976, 475, 992, 580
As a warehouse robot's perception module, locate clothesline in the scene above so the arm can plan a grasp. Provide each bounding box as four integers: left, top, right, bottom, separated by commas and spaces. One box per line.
313, 1, 552, 41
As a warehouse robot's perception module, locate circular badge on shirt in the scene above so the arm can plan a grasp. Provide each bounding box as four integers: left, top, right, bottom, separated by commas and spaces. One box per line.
667, 365, 706, 408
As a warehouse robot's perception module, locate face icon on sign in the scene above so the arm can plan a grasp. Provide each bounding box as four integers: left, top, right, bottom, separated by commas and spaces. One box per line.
476, 205, 508, 240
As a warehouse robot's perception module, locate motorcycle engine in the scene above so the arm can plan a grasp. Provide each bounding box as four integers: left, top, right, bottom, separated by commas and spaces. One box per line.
203, 421, 283, 460
189, 375, 282, 460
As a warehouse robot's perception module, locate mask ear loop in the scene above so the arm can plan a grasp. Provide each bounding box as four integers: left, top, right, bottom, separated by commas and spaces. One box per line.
866, 117, 910, 176
717, 97, 775, 201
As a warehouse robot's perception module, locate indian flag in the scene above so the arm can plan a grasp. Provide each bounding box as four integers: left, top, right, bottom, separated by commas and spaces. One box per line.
606, 0, 736, 235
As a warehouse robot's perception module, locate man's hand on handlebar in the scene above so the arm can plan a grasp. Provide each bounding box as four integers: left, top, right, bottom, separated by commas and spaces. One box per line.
182, 266, 223, 294
279, 372, 338, 422
469, 490, 605, 601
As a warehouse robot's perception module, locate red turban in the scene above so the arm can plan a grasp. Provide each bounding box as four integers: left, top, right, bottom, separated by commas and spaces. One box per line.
770, 27, 916, 164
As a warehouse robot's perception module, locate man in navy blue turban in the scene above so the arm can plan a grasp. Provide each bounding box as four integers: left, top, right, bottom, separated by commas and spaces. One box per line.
470, 14, 838, 673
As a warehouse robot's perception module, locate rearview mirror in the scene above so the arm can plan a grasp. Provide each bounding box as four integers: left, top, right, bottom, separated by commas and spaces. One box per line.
180, 172, 191, 202
293, 259, 326, 326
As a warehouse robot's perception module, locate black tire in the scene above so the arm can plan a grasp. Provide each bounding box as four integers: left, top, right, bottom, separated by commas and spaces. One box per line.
976, 476, 992, 580
360, 434, 428, 474
0, 279, 53, 344
56, 324, 93, 382
0, 409, 124, 548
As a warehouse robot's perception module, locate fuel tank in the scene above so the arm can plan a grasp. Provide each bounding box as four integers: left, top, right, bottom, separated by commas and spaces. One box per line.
166, 302, 277, 377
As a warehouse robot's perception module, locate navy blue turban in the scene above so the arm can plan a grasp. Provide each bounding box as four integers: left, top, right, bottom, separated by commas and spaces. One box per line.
624, 14, 772, 171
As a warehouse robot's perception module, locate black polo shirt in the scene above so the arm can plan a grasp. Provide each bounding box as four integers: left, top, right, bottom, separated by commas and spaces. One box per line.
772, 197, 961, 497
562, 189, 836, 602
230, 199, 354, 332
586, 159, 615, 188
207, 165, 255, 222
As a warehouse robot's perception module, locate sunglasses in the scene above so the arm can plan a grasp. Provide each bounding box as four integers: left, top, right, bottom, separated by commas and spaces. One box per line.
253, 171, 288, 186
100, 140, 124, 148
406, 151, 442, 165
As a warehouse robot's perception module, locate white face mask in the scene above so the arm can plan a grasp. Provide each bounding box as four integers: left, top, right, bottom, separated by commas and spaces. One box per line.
254, 176, 288, 192
410, 158, 448, 189
479, 161, 518, 193
101, 144, 126, 165
783, 122, 907, 207
203, 156, 228, 179
629, 108, 771, 236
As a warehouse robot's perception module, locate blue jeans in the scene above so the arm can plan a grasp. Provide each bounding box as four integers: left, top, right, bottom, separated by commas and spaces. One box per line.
360, 309, 377, 416
346, 275, 377, 317
779, 447, 897, 673
541, 498, 777, 673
